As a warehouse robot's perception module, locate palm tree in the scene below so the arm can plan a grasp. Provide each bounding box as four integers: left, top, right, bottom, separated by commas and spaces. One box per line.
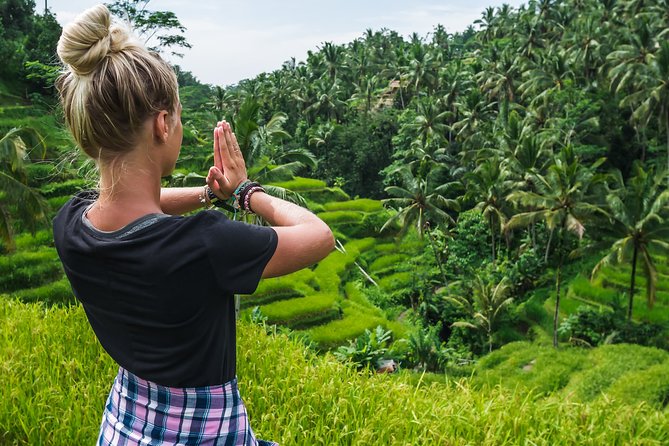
445, 276, 514, 352
462, 157, 512, 264
320, 41, 346, 82
382, 164, 460, 281
507, 146, 607, 347
0, 128, 49, 251
518, 48, 574, 108
590, 164, 669, 319
409, 97, 450, 150
619, 41, 669, 180
477, 45, 519, 123
382, 165, 459, 237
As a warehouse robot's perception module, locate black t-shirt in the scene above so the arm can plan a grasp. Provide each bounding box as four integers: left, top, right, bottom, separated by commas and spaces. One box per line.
53, 191, 278, 387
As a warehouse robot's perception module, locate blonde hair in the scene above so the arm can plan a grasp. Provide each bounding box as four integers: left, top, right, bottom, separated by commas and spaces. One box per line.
56, 4, 178, 162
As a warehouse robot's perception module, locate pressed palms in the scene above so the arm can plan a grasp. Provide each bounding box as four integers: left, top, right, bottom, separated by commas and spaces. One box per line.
590, 164, 669, 319
507, 146, 607, 347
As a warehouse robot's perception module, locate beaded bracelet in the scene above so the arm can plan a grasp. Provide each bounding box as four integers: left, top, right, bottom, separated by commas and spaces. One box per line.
242, 185, 265, 212
232, 180, 253, 210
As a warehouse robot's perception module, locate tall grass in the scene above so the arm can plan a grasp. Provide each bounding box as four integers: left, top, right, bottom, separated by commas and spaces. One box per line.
2, 300, 668, 445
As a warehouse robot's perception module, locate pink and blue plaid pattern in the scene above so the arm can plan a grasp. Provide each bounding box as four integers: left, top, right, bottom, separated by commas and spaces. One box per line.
97, 368, 278, 446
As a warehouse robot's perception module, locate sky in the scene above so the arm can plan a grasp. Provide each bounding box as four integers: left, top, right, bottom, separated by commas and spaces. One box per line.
47, 0, 527, 87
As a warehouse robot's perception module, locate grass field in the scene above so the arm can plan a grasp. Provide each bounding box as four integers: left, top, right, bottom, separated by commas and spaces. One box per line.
1, 300, 668, 445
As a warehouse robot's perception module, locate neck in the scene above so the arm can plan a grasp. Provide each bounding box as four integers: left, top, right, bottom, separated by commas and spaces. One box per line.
88, 150, 165, 230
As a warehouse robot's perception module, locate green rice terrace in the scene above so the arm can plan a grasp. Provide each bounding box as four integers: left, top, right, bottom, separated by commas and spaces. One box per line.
3, 0, 669, 443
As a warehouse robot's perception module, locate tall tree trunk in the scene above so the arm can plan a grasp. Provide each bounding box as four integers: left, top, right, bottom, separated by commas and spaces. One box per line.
665, 112, 669, 185
553, 257, 562, 348
628, 245, 638, 321
553, 228, 564, 348
426, 226, 447, 284
545, 227, 554, 263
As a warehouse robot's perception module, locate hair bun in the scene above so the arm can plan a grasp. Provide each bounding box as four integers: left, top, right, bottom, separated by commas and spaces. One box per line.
57, 4, 122, 75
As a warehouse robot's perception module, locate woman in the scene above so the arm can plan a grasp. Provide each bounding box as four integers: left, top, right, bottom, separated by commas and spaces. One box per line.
52, 4, 334, 445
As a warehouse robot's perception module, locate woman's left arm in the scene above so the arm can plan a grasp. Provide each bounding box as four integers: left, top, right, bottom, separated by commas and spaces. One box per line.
160, 187, 206, 215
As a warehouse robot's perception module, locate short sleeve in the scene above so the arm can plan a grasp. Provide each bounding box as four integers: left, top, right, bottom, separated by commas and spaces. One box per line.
201, 211, 278, 294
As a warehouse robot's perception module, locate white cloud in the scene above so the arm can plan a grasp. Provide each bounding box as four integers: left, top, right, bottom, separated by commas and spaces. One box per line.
49, 0, 526, 86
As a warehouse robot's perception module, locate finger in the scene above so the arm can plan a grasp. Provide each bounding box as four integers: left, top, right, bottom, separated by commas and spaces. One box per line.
213, 127, 222, 170
228, 127, 244, 162
221, 124, 238, 169
217, 127, 229, 170
209, 167, 229, 197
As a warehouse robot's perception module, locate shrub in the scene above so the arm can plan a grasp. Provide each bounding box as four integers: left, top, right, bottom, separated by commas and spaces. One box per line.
558, 306, 668, 348
242, 273, 318, 308
25, 163, 60, 187
47, 195, 72, 211
5, 267, 61, 293
0, 251, 63, 292
569, 275, 619, 304
378, 272, 413, 292
316, 210, 363, 225
12, 230, 54, 251
445, 210, 490, 277
301, 187, 350, 203
267, 177, 326, 191
11, 278, 75, 306
369, 254, 406, 274
307, 302, 387, 350
606, 360, 669, 409
564, 344, 668, 402
260, 293, 340, 329
333, 325, 392, 370
473, 342, 590, 395
323, 199, 383, 213
39, 179, 92, 198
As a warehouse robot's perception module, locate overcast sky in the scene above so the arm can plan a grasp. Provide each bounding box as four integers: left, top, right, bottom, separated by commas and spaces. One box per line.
47, 0, 527, 87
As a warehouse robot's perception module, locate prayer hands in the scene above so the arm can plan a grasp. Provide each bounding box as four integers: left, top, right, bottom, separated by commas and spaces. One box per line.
207, 121, 249, 200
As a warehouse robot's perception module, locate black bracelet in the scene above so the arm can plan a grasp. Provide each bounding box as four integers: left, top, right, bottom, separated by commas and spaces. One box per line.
239, 182, 264, 212
206, 186, 235, 212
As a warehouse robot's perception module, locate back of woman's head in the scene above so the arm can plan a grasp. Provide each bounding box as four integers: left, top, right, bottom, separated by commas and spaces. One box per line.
56, 4, 178, 161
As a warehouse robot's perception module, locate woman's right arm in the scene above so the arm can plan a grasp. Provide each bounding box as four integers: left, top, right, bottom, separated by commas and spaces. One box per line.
207, 121, 334, 278
249, 191, 334, 278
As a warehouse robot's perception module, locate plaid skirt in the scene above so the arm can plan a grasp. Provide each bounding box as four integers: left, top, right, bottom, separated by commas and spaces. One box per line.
98, 368, 278, 446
